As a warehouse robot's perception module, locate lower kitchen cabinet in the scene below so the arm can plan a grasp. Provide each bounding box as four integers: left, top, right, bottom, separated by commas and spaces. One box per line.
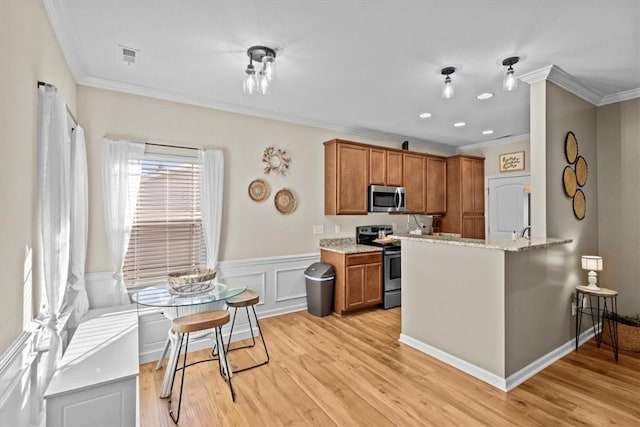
320, 250, 382, 315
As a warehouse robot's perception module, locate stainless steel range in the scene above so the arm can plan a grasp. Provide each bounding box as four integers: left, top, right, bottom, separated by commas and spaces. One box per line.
356, 225, 401, 309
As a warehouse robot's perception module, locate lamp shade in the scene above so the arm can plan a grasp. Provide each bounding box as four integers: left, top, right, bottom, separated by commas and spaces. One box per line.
581, 255, 603, 271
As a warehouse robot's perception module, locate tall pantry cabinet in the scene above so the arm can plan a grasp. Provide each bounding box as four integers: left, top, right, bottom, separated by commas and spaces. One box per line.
441, 155, 485, 239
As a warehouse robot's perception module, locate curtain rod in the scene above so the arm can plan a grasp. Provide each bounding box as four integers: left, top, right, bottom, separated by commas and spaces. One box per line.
145, 142, 199, 151
37, 80, 79, 127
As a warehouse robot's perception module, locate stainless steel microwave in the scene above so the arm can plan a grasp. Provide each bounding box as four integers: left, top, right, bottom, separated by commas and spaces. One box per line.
368, 185, 406, 213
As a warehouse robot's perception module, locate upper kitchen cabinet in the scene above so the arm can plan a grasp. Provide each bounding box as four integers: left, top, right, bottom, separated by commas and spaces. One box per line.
369, 148, 403, 186
325, 139, 369, 215
425, 156, 447, 214
442, 155, 485, 239
403, 153, 426, 214
369, 148, 386, 185
386, 151, 403, 186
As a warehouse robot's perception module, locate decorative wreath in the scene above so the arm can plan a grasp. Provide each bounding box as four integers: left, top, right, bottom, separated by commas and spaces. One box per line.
262, 146, 291, 175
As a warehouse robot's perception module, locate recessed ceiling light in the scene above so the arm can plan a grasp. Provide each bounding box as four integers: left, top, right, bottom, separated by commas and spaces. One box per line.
482, 129, 494, 135
477, 92, 494, 100
419, 112, 432, 118
454, 122, 466, 127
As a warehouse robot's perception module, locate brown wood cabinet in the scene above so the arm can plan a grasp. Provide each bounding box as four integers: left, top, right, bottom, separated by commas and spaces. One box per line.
325, 139, 447, 216
325, 140, 369, 215
442, 155, 485, 239
403, 153, 426, 214
368, 148, 403, 186
368, 148, 386, 185
386, 151, 403, 186
320, 250, 382, 315
425, 156, 447, 214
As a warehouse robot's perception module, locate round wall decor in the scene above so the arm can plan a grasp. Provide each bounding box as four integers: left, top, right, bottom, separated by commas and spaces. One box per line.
573, 189, 586, 220
575, 156, 588, 187
563, 166, 577, 197
565, 131, 578, 164
274, 188, 296, 214
262, 146, 291, 175
248, 179, 270, 202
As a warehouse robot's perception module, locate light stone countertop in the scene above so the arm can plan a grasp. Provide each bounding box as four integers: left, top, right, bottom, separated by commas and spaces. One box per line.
319, 237, 383, 254
390, 233, 572, 252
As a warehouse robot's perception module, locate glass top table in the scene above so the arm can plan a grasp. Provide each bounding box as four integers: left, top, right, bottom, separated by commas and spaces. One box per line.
130, 277, 247, 308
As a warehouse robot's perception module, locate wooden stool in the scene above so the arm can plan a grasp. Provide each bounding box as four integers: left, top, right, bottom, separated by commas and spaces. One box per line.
575, 285, 619, 362
168, 310, 234, 424
225, 290, 270, 372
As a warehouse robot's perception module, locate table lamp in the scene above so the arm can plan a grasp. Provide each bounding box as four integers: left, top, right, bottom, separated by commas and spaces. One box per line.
581, 255, 603, 290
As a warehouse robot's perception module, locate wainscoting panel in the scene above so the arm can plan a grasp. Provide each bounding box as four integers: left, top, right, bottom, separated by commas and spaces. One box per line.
274, 266, 308, 302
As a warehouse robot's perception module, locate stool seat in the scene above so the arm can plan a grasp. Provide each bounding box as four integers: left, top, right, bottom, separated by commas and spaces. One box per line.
172, 310, 230, 334
226, 289, 260, 307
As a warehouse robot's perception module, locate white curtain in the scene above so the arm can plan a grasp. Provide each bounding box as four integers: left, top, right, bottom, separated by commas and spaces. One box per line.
37, 85, 70, 390
199, 149, 224, 269
67, 126, 90, 327
101, 138, 144, 305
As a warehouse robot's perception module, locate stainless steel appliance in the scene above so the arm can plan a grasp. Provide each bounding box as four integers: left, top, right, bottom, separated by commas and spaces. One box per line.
356, 225, 401, 309
368, 185, 406, 213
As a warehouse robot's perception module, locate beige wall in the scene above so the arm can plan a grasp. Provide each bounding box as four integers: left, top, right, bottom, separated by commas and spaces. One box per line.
527, 81, 599, 346
462, 138, 530, 177
0, 0, 77, 352
78, 86, 451, 273
597, 99, 640, 315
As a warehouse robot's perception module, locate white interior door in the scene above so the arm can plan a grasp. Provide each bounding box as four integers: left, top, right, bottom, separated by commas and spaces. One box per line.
487, 174, 530, 240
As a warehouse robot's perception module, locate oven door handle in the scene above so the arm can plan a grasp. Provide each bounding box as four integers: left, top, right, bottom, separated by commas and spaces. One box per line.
385, 250, 401, 255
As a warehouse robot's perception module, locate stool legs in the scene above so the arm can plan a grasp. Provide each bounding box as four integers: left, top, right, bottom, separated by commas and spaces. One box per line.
166, 325, 236, 424
168, 332, 189, 424
226, 305, 270, 372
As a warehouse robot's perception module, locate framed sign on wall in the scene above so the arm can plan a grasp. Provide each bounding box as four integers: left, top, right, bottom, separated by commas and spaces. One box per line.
499, 151, 525, 173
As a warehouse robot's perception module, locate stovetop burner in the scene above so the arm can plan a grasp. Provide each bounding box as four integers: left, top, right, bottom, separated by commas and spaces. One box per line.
356, 225, 400, 251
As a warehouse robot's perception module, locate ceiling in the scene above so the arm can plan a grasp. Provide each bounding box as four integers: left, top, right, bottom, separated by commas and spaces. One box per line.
46, 0, 640, 148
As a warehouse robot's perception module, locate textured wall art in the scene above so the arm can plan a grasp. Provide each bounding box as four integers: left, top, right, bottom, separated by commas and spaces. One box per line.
563, 131, 588, 220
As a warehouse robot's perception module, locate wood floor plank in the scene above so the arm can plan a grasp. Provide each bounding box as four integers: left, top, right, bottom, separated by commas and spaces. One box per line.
139, 308, 640, 426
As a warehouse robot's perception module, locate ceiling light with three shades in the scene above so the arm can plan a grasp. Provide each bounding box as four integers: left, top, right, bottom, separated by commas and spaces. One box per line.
243, 45, 277, 95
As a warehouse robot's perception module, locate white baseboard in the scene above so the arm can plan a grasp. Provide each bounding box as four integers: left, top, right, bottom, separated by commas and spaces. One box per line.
399, 334, 509, 391
399, 327, 597, 392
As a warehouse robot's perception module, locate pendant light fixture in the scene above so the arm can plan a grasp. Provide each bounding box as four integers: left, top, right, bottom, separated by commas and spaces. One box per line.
502, 56, 519, 91
441, 67, 456, 99
243, 45, 277, 95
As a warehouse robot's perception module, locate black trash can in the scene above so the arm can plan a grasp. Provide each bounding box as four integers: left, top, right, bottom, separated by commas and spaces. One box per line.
304, 262, 335, 317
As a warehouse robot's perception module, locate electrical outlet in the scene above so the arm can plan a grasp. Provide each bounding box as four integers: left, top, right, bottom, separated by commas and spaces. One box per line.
335, 224, 341, 234
391, 223, 397, 232
313, 225, 324, 235
571, 301, 576, 316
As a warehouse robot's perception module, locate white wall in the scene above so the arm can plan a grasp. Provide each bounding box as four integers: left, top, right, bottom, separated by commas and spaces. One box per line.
597, 98, 640, 315
0, 0, 77, 353
78, 85, 452, 275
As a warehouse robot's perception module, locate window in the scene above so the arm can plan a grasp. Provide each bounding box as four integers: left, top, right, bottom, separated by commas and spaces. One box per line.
123, 154, 206, 286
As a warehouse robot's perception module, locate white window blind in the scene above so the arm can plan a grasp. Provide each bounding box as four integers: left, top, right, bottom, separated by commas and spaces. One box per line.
123, 155, 206, 286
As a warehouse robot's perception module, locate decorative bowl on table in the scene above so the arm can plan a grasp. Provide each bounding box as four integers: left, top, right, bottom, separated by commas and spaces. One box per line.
167, 267, 216, 295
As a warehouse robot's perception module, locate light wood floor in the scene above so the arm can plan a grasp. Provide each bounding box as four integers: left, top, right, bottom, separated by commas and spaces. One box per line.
140, 308, 640, 426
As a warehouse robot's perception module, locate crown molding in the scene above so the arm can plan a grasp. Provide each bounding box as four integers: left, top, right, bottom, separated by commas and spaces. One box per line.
520, 65, 602, 105
519, 65, 640, 107
599, 87, 640, 106
79, 76, 454, 153
456, 133, 530, 153
42, 0, 86, 82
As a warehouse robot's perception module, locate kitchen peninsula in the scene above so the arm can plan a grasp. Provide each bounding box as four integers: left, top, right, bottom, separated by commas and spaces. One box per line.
392, 233, 572, 391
